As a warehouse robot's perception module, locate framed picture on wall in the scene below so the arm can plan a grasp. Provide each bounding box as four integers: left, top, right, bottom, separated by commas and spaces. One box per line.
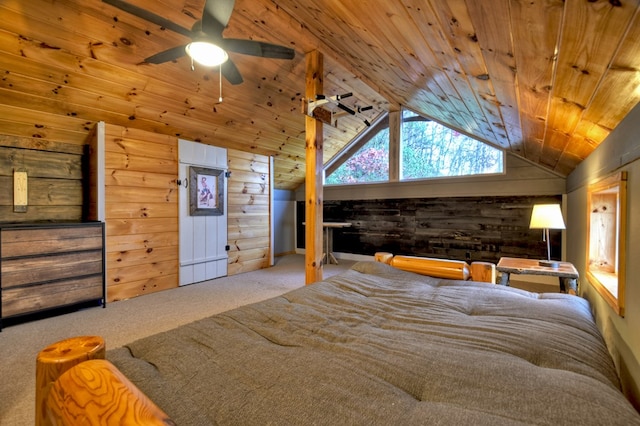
189, 166, 224, 216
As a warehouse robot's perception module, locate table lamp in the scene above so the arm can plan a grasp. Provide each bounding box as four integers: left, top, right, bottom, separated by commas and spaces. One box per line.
529, 204, 565, 268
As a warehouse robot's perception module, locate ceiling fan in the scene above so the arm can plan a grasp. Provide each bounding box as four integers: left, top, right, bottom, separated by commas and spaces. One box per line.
102, 0, 295, 85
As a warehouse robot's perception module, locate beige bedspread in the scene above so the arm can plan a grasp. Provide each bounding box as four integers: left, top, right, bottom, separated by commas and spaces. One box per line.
108, 261, 640, 425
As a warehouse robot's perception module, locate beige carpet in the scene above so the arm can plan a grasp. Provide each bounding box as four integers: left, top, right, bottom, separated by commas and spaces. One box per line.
0, 254, 355, 426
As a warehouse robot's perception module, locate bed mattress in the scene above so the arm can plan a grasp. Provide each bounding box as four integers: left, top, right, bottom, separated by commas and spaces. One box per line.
108, 261, 640, 425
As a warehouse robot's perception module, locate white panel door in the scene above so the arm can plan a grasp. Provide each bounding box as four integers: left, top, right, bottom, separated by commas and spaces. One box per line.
178, 139, 228, 286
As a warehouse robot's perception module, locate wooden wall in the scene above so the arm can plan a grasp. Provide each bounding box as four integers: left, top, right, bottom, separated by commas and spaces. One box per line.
295, 153, 566, 264
1, 125, 272, 303
102, 124, 179, 301
297, 195, 563, 263
566, 102, 640, 411
0, 135, 85, 222
103, 124, 272, 300
227, 151, 271, 275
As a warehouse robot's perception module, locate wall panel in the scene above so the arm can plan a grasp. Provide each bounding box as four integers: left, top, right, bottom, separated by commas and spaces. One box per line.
102, 124, 179, 301
566, 102, 640, 410
102, 128, 272, 297
0, 135, 85, 223
1, 125, 274, 301
227, 149, 271, 275
297, 195, 563, 264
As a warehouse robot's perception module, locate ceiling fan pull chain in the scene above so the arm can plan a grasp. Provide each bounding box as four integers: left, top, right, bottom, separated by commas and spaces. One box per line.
219, 66, 223, 103
190, 56, 195, 72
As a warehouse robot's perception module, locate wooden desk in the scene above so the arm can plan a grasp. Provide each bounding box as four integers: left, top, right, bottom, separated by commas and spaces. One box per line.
496, 257, 579, 294
304, 222, 352, 265
322, 222, 352, 264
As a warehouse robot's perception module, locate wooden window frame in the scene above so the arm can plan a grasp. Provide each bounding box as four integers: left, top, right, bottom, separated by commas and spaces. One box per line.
586, 171, 627, 316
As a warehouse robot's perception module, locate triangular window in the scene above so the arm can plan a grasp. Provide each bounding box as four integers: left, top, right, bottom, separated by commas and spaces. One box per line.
325, 125, 389, 185
325, 108, 503, 185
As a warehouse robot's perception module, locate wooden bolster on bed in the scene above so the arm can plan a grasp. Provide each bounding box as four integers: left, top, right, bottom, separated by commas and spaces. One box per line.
47, 359, 174, 425
374, 252, 496, 283
36, 336, 173, 426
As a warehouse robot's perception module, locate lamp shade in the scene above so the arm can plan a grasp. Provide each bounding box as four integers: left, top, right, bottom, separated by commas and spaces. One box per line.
529, 204, 565, 230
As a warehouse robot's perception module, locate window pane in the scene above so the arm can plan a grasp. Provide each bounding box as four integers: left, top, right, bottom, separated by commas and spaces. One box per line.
400, 110, 503, 180
325, 128, 389, 185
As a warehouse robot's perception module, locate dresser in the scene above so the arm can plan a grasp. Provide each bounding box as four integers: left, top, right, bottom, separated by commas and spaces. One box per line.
0, 222, 105, 330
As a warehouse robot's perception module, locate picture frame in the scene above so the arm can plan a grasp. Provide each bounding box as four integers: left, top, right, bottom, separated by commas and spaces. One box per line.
189, 166, 224, 216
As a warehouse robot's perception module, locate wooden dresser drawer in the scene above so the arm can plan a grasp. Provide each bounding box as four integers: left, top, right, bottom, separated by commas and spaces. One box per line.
0, 222, 105, 329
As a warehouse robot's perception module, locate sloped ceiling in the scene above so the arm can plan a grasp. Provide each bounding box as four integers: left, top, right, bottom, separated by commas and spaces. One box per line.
1, 0, 639, 190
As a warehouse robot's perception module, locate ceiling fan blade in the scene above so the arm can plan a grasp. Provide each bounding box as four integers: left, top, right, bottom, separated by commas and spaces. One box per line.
201, 0, 235, 35
102, 0, 192, 38
222, 39, 295, 60
144, 45, 187, 64
221, 59, 243, 85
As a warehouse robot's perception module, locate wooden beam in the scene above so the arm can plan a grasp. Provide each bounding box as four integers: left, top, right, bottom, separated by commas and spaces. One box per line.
305, 50, 324, 284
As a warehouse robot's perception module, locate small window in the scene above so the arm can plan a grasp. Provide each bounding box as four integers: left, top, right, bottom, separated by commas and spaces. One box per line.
586, 171, 627, 316
400, 109, 503, 180
325, 127, 389, 185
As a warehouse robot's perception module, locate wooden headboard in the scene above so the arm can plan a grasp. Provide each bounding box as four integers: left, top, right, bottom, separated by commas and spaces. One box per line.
374, 252, 496, 284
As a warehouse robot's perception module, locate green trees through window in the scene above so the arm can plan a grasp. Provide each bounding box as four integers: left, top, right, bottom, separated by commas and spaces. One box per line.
325, 128, 389, 184
400, 110, 503, 180
325, 109, 503, 185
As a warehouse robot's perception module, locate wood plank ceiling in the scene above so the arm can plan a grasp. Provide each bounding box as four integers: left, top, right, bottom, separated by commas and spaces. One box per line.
1, 0, 639, 190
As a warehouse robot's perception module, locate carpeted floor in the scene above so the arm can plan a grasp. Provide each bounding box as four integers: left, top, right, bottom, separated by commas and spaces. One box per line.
0, 254, 355, 426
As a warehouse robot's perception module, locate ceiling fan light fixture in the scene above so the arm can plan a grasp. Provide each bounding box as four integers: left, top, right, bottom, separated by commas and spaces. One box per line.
185, 41, 228, 67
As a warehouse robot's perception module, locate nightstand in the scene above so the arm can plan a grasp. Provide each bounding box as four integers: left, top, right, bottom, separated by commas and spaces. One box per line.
496, 257, 579, 294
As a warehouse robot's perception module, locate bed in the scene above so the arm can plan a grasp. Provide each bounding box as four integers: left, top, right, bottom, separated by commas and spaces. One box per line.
37, 258, 640, 425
